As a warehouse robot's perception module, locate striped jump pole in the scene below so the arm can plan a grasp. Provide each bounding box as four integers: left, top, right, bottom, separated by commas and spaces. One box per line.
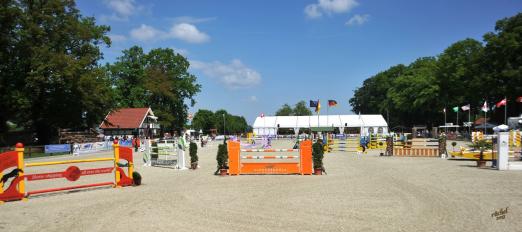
228, 140, 313, 175
0, 141, 134, 203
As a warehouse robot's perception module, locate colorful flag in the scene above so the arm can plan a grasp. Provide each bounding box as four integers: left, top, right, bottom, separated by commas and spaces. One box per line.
481, 101, 488, 112
316, 100, 321, 113
496, 98, 507, 107
309, 100, 318, 108
328, 100, 337, 107
517, 96, 522, 103
452, 106, 458, 112
461, 104, 470, 111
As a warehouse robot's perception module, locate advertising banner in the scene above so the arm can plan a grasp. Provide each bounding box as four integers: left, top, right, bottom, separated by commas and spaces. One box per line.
45, 144, 71, 154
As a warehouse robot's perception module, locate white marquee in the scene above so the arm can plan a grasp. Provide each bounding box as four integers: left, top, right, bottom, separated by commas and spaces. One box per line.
252, 115, 388, 136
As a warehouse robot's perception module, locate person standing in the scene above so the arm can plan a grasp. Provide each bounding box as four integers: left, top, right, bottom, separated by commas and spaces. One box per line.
143, 137, 151, 167
176, 131, 188, 169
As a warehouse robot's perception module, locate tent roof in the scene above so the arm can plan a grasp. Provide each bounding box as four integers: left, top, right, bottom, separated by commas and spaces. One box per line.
253, 115, 388, 129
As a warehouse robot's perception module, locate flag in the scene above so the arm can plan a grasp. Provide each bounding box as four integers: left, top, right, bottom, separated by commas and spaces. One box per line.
452, 106, 458, 112
328, 100, 337, 107
481, 101, 488, 112
517, 96, 522, 103
310, 100, 317, 108
309, 100, 318, 108
461, 104, 470, 111
496, 98, 507, 107
316, 100, 321, 113
260, 113, 264, 118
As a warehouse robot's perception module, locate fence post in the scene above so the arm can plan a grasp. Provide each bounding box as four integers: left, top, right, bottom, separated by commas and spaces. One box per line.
228, 141, 240, 175
15, 143, 26, 200
113, 140, 120, 187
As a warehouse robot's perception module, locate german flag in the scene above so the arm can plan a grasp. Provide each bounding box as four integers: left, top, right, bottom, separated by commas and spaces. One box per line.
328, 100, 337, 107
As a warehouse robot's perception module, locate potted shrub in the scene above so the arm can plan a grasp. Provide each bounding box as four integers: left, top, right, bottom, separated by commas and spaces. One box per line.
132, 171, 142, 186
189, 142, 198, 169
469, 139, 493, 168
312, 139, 325, 175
379, 141, 384, 156
451, 141, 457, 152
215, 142, 228, 176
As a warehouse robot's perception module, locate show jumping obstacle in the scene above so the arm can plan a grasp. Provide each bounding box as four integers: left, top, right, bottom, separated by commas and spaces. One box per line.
0, 141, 134, 203
227, 140, 312, 175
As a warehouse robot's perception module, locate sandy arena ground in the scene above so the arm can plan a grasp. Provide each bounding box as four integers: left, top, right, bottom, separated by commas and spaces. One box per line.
1, 140, 522, 231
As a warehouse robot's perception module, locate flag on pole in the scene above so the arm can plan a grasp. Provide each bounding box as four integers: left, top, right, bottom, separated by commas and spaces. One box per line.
328, 100, 337, 107
481, 101, 489, 112
496, 98, 507, 107
316, 100, 321, 113
517, 96, 522, 103
452, 106, 459, 112
309, 100, 318, 108
461, 104, 470, 111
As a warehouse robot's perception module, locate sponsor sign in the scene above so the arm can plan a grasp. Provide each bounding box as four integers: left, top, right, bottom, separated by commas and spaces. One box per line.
45, 144, 71, 154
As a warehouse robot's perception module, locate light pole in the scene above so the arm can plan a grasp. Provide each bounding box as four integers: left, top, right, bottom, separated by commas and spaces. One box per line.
223, 113, 226, 137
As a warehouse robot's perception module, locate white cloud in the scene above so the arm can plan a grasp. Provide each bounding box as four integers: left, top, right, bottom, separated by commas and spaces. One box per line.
129, 23, 210, 43
172, 47, 189, 56
191, 59, 261, 89
102, 0, 143, 21
305, 0, 359, 18
169, 23, 210, 44
109, 34, 127, 42
130, 24, 164, 41
249, 96, 258, 102
304, 4, 322, 18
171, 16, 217, 24
346, 14, 370, 26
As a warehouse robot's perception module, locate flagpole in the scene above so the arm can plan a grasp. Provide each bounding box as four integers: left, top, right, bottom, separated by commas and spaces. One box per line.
504, 96, 507, 125
484, 102, 486, 135
456, 108, 459, 128
468, 107, 471, 137
444, 107, 448, 134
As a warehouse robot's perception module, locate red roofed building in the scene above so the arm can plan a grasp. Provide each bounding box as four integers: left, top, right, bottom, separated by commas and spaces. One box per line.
100, 108, 159, 137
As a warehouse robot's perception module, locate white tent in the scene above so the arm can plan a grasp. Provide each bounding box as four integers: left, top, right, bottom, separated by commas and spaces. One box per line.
253, 115, 388, 136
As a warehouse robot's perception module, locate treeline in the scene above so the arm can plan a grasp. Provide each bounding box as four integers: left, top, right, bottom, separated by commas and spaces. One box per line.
191, 109, 250, 134
0, 1, 200, 144
349, 13, 522, 128
275, 101, 312, 116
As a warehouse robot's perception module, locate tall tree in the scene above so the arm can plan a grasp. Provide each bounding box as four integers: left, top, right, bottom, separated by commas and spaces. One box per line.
109, 47, 201, 132
1, 0, 113, 144
293, 101, 312, 116
275, 104, 293, 116
191, 109, 215, 133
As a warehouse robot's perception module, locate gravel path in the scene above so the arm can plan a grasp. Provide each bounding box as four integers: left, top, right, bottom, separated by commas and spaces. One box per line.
1, 140, 521, 231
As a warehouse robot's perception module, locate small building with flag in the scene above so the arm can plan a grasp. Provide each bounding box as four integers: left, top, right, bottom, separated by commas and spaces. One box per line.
252, 115, 388, 136
99, 107, 159, 138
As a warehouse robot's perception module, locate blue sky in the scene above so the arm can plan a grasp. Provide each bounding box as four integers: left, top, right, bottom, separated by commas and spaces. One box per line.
77, 0, 521, 124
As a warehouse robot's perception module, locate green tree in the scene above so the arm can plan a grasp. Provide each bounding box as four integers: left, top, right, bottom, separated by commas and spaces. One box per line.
107, 46, 147, 108
276, 104, 293, 116
109, 47, 201, 131
293, 101, 312, 116
1, 0, 113, 144
481, 13, 522, 121
436, 39, 484, 113
191, 109, 215, 133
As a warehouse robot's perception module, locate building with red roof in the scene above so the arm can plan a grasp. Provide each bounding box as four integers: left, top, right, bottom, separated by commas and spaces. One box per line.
99, 108, 159, 138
